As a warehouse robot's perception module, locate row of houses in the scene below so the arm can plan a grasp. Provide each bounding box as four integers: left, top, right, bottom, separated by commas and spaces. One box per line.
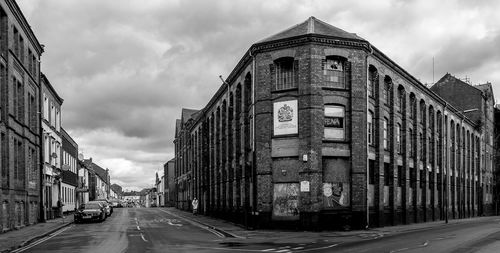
167, 17, 499, 230
0, 0, 122, 232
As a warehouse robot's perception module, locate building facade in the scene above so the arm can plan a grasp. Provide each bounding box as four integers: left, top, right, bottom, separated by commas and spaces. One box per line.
174, 17, 496, 229
61, 128, 78, 212
77, 159, 90, 205
164, 159, 175, 207
84, 158, 110, 201
41, 74, 63, 220
0, 0, 43, 231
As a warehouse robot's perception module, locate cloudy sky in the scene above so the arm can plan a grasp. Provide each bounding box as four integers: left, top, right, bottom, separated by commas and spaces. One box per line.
17, 0, 500, 191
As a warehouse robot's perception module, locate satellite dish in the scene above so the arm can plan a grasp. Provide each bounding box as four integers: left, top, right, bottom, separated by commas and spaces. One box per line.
62, 164, 70, 171
78, 153, 84, 161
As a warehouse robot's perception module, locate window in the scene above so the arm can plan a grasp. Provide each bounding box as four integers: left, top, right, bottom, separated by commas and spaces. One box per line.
323, 56, 347, 88
368, 111, 374, 146
384, 163, 390, 186
384, 77, 392, 105
419, 132, 424, 161
1, 133, 7, 188
397, 123, 402, 154
369, 160, 375, 184
324, 105, 345, 140
409, 128, 414, 157
368, 66, 377, 98
13, 27, 19, 56
398, 165, 403, 187
397, 89, 404, 112
409, 96, 416, 119
383, 118, 388, 150
272, 58, 297, 90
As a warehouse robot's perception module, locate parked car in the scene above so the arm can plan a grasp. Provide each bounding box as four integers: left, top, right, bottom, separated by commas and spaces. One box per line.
74, 202, 106, 223
90, 200, 112, 217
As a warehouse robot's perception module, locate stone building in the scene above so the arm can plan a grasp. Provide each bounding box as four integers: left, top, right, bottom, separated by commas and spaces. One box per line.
61, 128, 78, 212
0, 0, 44, 231
41, 74, 63, 220
174, 17, 496, 229
164, 158, 175, 207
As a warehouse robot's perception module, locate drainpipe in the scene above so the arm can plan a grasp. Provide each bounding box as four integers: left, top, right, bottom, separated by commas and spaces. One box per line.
250, 49, 257, 228
366, 44, 373, 229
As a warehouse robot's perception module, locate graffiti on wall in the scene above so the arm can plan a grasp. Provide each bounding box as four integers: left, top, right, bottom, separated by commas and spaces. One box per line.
273, 183, 299, 219
323, 182, 350, 208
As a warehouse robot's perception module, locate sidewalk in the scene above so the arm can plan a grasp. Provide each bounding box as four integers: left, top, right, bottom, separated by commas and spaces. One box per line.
164, 207, 499, 243
0, 214, 74, 253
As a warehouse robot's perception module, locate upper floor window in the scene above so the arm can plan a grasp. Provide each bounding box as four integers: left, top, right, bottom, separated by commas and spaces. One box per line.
397, 123, 402, 154
272, 57, 297, 91
409, 128, 414, 157
383, 77, 392, 106
383, 118, 388, 150
409, 96, 416, 120
368, 111, 374, 146
324, 105, 345, 140
323, 56, 348, 89
368, 66, 378, 98
397, 89, 404, 112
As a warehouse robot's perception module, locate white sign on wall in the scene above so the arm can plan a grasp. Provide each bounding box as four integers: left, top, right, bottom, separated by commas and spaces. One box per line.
273, 100, 298, 136
300, 181, 310, 192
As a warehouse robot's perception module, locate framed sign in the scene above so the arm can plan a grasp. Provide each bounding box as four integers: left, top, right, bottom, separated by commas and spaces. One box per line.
273, 100, 298, 136
272, 183, 299, 220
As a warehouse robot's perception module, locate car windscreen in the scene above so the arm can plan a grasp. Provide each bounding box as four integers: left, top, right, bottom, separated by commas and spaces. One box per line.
84, 203, 101, 209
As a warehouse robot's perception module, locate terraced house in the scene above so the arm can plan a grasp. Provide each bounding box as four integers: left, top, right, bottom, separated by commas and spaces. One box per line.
174, 17, 496, 229
0, 0, 43, 231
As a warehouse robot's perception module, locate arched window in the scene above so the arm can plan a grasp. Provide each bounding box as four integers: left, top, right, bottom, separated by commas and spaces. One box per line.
384, 76, 392, 106
323, 56, 349, 88
368, 66, 378, 98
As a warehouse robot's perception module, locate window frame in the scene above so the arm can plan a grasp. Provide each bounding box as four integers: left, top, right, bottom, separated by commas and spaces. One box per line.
324, 105, 345, 141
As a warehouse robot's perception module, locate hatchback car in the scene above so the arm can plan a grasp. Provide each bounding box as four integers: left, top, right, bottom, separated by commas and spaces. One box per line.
74, 202, 106, 223
92, 200, 112, 217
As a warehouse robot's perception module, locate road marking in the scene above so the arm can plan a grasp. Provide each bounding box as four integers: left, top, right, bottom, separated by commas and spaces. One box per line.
292, 247, 304, 250
12, 225, 73, 253
140, 233, 148, 242
158, 209, 227, 238
261, 249, 276, 252
137, 225, 141, 231
276, 250, 291, 253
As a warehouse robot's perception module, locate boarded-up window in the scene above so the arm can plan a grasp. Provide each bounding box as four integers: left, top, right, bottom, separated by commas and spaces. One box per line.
272, 183, 299, 220
324, 105, 345, 140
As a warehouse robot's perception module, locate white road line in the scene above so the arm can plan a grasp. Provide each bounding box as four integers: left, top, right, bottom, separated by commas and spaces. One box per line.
158, 209, 227, 238
137, 225, 141, 231
261, 249, 276, 252
140, 233, 148, 242
12, 225, 73, 253
276, 250, 291, 253
292, 247, 304, 250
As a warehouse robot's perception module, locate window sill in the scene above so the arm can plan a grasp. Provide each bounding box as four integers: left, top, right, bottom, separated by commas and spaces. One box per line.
272, 134, 298, 139
321, 86, 348, 91
271, 87, 298, 93
322, 139, 349, 143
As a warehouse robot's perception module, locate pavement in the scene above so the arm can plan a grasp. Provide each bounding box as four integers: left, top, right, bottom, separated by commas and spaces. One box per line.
164, 207, 499, 243
0, 214, 74, 253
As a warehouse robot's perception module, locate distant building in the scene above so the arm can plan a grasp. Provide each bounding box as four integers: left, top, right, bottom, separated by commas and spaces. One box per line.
83, 159, 110, 200
78, 159, 90, 205
164, 159, 175, 206
110, 183, 123, 199
61, 128, 78, 212
0, 0, 44, 230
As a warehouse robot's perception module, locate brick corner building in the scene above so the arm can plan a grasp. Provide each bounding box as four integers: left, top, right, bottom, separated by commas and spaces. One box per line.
174, 17, 496, 230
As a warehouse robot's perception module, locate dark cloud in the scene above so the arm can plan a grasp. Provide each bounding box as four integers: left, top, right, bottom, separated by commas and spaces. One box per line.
18, 0, 500, 190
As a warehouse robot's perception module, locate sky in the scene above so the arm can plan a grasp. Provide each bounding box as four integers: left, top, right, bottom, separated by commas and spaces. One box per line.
16, 0, 500, 191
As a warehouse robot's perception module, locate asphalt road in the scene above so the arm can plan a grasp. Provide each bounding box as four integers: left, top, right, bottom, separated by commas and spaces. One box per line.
15, 208, 500, 253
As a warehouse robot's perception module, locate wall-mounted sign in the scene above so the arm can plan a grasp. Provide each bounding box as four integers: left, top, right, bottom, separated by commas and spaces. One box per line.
300, 181, 310, 192
273, 100, 298, 136
324, 117, 343, 128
